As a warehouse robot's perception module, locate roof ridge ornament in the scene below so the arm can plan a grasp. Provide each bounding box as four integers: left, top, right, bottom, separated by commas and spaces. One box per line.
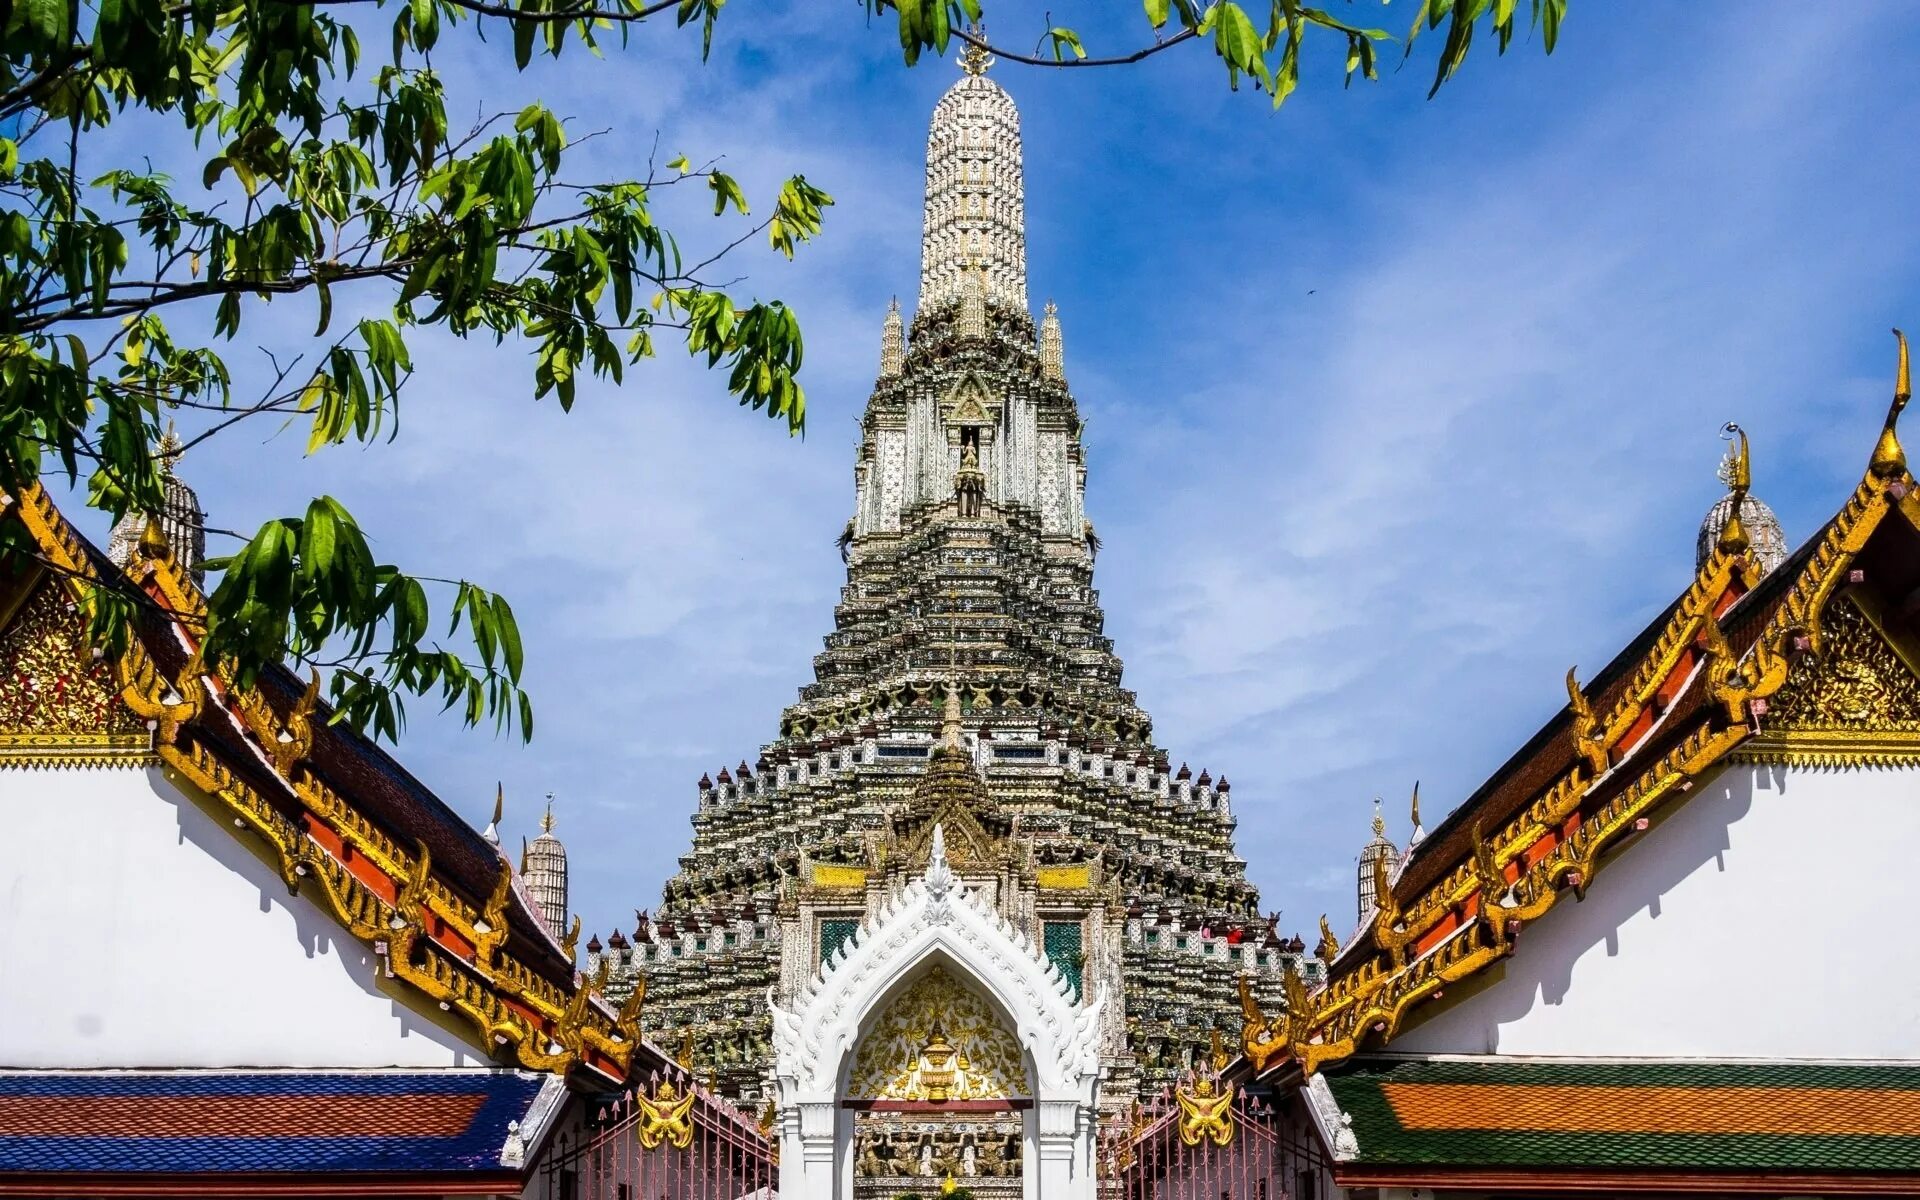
926, 822, 956, 900
1716, 422, 1752, 556
1871, 327, 1911, 479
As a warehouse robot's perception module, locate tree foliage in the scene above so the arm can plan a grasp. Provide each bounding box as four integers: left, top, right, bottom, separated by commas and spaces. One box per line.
0, 0, 1561, 744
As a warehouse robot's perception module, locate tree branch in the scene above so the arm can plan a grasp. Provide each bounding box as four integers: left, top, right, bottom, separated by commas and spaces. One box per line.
953, 24, 1199, 69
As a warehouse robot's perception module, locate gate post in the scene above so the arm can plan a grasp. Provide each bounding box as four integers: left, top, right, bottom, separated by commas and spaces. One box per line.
777, 1097, 839, 1200
1033, 1098, 1098, 1200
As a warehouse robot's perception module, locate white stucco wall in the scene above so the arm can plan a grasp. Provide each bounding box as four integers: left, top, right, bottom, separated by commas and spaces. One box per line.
0, 765, 484, 1068
1392, 763, 1920, 1059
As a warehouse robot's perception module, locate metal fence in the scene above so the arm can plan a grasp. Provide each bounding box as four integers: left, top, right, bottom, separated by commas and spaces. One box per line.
1101, 1078, 1335, 1200
541, 1066, 776, 1200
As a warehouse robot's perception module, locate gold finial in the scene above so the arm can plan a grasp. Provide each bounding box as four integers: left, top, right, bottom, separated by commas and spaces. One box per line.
541, 792, 555, 833
959, 22, 992, 75
1872, 328, 1911, 479
157, 419, 183, 473
676, 1027, 696, 1070
1901, 327, 1913, 404
492, 782, 504, 828
1716, 422, 1751, 556
1370, 797, 1385, 839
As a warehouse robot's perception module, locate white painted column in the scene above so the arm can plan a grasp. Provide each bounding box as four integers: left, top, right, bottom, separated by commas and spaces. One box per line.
776, 1099, 839, 1200
1033, 1099, 1095, 1200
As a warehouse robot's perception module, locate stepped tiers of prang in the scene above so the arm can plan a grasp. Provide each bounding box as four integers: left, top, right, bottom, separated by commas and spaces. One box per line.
593, 52, 1309, 1110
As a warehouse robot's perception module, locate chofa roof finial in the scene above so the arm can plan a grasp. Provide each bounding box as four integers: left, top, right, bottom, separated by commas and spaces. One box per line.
1871, 328, 1910, 479
1716, 422, 1752, 556
483, 782, 504, 846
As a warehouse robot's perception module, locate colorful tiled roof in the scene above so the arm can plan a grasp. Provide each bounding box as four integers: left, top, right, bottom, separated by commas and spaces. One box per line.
1321, 1057, 1920, 1174
0, 1070, 547, 1176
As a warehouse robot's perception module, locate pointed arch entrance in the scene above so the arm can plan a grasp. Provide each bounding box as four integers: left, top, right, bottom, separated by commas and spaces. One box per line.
770, 827, 1103, 1200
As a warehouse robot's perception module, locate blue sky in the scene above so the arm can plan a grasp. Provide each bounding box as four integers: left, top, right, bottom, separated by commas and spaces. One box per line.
59, 1, 1920, 943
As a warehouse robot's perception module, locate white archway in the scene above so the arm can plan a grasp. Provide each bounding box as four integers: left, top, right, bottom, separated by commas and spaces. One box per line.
770, 827, 1103, 1200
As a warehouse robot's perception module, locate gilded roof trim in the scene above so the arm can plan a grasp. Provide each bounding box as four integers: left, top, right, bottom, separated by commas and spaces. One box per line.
2, 485, 643, 1084
1247, 395, 1919, 1079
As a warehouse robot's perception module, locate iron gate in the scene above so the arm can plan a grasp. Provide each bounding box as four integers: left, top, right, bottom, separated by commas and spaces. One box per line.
540, 1065, 777, 1200
1101, 1078, 1334, 1200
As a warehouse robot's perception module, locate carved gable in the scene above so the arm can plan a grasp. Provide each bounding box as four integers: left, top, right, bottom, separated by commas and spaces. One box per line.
1773, 596, 1920, 728
1746, 594, 1920, 766
0, 571, 151, 766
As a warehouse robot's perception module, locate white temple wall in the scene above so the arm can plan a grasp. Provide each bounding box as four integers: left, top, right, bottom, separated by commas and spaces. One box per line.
1391, 762, 1920, 1059
0, 765, 486, 1069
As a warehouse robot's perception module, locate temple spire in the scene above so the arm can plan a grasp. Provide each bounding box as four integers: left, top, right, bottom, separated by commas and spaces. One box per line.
1040, 300, 1064, 381
879, 297, 904, 377
107, 421, 206, 586
522, 793, 568, 942
917, 42, 1027, 314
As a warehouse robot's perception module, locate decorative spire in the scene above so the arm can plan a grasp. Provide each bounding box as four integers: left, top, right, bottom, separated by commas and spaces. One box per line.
1871, 328, 1911, 479
958, 23, 992, 76
1407, 781, 1425, 849
1040, 300, 1064, 381
483, 782, 504, 846
940, 680, 964, 752
926, 822, 955, 898
1716, 422, 1751, 556
1697, 422, 1787, 574
107, 420, 206, 585
1357, 799, 1397, 923
523, 792, 568, 942
879, 297, 904, 378
917, 43, 1027, 313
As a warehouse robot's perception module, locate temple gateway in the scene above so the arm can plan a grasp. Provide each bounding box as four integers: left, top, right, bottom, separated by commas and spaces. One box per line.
7, 40, 1920, 1200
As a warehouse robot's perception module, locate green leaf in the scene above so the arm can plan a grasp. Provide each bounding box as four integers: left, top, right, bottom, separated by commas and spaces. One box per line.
1145, 0, 1171, 28
708, 170, 749, 216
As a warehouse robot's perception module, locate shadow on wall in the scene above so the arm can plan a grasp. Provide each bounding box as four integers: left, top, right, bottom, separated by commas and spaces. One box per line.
150, 767, 486, 1066
1390, 765, 1760, 1055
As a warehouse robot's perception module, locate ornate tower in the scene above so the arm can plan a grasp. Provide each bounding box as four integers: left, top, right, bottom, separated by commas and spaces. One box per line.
107, 426, 206, 585
1356, 801, 1396, 923
615, 56, 1301, 1114
522, 801, 569, 944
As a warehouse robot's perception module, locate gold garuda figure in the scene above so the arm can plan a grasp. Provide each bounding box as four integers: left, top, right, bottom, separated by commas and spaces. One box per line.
635, 1078, 698, 1150
1174, 1075, 1236, 1148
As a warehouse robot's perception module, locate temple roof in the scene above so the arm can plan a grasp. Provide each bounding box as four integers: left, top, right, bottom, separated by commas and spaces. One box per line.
0, 1068, 556, 1180
1318, 1055, 1920, 1180
0, 486, 647, 1086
